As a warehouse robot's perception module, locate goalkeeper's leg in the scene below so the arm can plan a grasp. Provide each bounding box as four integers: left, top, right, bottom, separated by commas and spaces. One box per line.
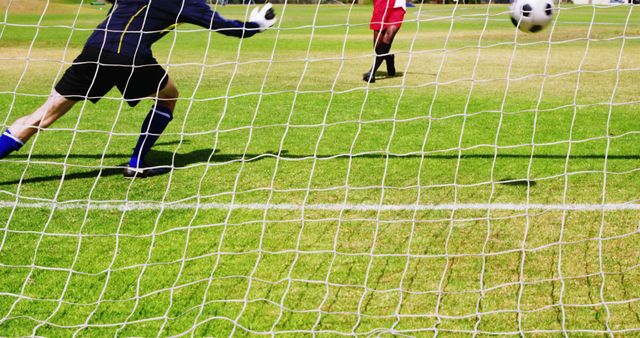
124, 79, 179, 178
0, 90, 77, 159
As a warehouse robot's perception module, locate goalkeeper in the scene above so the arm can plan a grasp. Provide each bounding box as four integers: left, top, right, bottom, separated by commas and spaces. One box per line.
0, 0, 276, 178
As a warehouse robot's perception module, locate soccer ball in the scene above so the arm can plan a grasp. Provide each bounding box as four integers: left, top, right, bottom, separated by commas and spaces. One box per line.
509, 0, 554, 33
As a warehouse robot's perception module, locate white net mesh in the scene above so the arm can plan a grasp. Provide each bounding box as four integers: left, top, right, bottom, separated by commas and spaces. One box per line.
1, 0, 639, 336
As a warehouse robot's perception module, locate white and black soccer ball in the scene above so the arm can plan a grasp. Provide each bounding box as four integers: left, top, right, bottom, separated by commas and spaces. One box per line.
509, 0, 554, 33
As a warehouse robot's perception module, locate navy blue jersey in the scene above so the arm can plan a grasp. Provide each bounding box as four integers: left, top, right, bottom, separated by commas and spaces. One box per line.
86, 0, 260, 58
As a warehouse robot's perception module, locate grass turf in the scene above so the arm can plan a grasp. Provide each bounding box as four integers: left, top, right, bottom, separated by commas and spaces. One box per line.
1, 1, 639, 336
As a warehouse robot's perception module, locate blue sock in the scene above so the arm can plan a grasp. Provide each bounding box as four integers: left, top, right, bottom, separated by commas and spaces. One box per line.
129, 105, 173, 168
0, 130, 24, 159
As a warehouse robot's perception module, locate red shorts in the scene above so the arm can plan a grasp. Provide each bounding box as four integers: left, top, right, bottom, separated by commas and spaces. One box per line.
370, 0, 406, 31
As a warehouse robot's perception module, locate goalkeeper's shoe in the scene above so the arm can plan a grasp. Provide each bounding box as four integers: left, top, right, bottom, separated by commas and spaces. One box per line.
386, 54, 396, 77
123, 164, 171, 179
363, 70, 375, 83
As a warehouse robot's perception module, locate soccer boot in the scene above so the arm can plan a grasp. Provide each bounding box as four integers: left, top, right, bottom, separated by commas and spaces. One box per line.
123, 164, 171, 178
363, 70, 375, 83
386, 54, 396, 77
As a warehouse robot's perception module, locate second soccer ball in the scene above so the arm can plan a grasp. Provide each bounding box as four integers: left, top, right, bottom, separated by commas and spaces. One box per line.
509, 0, 555, 33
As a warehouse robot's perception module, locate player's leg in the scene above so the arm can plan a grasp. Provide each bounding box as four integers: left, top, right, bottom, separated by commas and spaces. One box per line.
373, 29, 382, 47
0, 91, 77, 159
364, 28, 395, 82
380, 24, 399, 76
365, 0, 385, 83
124, 78, 178, 178
363, 1, 404, 83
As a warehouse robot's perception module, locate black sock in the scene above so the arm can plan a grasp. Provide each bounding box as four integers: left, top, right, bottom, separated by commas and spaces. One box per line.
129, 105, 173, 168
370, 42, 391, 74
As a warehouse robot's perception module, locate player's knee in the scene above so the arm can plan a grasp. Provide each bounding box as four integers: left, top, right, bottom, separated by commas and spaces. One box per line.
164, 86, 179, 100
161, 79, 179, 98
158, 81, 179, 111
168, 88, 179, 101
382, 26, 398, 44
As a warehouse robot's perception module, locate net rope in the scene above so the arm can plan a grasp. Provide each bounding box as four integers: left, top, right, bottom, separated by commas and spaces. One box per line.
0, 0, 639, 336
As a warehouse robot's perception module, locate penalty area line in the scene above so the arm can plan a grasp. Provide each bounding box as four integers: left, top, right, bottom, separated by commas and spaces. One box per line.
1, 201, 639, 212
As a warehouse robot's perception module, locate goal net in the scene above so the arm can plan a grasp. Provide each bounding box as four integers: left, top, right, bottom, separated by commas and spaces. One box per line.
0, 0, 639, 336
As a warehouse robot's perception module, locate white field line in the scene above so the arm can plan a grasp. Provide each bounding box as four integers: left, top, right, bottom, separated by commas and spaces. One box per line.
0, 201, 639, 212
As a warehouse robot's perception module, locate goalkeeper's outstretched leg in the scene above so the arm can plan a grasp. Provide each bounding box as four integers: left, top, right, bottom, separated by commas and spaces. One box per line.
0, 91, 77, 159
0, 79, 179, 179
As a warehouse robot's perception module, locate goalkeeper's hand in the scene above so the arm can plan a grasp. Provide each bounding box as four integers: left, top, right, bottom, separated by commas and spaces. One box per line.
249, 3, 277, 32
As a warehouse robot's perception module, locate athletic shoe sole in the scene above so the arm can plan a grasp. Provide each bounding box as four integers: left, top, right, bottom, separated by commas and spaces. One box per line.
123, 166, 171, 178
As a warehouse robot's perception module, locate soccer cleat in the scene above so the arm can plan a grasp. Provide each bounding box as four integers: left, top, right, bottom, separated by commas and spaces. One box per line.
362, 70, 375, 83
386, 54, 396, 77
123, 164, 171, 178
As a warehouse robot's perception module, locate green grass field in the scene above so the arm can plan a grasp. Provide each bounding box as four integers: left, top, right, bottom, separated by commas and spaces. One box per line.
1, 0, 639, 336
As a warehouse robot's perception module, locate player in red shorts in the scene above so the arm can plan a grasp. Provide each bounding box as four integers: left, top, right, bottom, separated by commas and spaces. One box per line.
363, 0, 406, 83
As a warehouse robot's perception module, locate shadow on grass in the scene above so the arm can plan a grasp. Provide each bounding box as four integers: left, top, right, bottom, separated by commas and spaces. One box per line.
1, 150, 639, 185
0, 148, 216, 185
363, 71, 406, 83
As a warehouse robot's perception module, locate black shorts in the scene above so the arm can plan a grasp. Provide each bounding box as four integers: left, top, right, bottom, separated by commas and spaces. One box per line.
55, 47, 169, 107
